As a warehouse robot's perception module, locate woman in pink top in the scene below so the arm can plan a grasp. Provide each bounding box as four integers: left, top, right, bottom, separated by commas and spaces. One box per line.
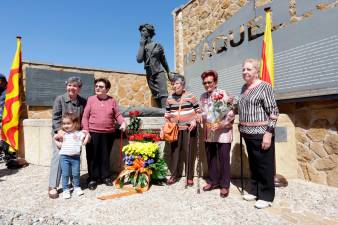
199, 70, 235, 198
82, 78, 126, 190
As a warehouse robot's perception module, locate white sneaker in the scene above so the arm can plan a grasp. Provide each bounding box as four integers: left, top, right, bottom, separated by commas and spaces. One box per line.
74, 187, 84, 196
254, 200, 272, 209
62, 190, 71, 199
243, 194, 257, 201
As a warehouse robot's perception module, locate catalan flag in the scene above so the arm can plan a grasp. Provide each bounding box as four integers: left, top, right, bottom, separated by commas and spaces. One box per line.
260, 10, 274, 88
1, 37, 22, 152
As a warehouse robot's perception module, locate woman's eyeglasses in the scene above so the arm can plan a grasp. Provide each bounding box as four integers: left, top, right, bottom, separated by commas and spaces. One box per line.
203, 81, 213, 85
95, 85, 105, 89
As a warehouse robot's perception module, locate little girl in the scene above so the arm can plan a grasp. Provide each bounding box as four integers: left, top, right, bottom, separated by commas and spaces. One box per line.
56, 112, 90, 199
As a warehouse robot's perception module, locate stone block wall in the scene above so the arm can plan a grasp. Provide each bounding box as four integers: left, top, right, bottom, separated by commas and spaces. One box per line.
279, 100, 338, 187
23, 62, 153, 119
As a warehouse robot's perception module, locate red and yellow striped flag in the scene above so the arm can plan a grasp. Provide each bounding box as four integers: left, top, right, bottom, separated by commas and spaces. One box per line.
260, 10, 274, 88
1, 37, 22, 152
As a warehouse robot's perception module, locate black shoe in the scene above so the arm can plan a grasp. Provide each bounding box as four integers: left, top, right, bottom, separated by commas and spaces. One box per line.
104, 178, 113, 186
88, 181, 97, 190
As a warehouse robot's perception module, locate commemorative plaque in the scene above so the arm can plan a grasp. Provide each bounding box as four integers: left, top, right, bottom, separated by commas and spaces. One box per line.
25, 67, 94, 106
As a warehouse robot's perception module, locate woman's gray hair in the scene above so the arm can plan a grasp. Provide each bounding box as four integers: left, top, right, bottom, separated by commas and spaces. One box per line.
65, 76, 82, 88
172, 74, 186, 87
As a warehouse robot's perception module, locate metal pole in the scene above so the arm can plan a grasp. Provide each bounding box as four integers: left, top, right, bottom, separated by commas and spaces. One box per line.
185, 130, 191, 189
196, 124, 201, 194
240, 133, 244, 195
120, 130, 124, 170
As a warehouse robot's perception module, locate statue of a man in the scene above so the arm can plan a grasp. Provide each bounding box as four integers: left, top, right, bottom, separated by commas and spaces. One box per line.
137, 24, 171, 108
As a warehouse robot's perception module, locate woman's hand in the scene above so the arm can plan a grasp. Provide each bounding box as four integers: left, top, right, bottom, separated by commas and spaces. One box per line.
262, 132, 272, 150
196, 114, 203, 124
140, 37, 147, 46
54, 130, 65, 142
188, 120, 196, 132
227, 96, 237, 105
210, 123, 221, 131
165, 113, 177, 123
119, 122, 126, 132
83, 132, 91, 145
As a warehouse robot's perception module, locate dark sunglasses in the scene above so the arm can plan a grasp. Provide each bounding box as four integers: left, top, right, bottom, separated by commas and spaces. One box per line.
202, 81, 214, 85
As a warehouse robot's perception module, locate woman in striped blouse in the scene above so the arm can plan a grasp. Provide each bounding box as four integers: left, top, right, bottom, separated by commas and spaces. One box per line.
165, 74, 200, 186
238, 58, 279, 209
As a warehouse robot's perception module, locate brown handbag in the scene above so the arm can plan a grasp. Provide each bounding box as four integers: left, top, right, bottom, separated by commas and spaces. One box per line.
162, 95, 183, 142
162, 122, 179, 142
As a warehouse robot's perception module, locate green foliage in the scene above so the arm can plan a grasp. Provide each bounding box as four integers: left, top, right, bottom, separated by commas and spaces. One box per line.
119, 177, 125, 189
149, 159, 168, 180
138, 173, 147, 188
127, 117, 141, 135
129, 173, 136, 186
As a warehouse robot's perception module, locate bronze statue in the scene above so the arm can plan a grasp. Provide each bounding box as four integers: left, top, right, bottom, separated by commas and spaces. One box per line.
137, 24, 171, 108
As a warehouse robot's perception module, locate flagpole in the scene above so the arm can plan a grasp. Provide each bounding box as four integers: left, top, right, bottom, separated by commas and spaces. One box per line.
1, 36, 27, 168
261, 8, 288, 188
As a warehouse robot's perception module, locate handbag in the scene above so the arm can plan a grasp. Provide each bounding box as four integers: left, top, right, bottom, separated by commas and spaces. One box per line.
162, 122, 179, 142
162, 95, 183, 142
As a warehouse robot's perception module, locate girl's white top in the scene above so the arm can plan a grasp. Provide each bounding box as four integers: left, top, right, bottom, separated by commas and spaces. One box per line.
59, 131, 85, 155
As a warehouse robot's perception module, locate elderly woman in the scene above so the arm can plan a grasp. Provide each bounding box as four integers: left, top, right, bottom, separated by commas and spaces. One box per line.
199, 70, 235, 198
82, 78, 126, 190
164, 74, 200, 186
238, 58, 279, 209
48, 77, 87, 199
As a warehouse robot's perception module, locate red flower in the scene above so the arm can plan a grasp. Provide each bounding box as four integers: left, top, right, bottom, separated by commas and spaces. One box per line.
129, 110, 141, 117
134, 110, 140, 117
134, 134, 143, 141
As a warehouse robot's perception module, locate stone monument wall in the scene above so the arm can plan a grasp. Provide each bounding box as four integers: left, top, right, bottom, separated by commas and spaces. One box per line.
23, 61, 153, 119
173, 0, 338, 187
279, 100, 338, 187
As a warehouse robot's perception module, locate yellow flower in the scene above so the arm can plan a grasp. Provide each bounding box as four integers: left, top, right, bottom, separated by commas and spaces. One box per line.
122, 142, 159, 157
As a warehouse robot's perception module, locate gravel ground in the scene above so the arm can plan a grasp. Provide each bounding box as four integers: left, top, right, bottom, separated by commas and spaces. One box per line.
0, 163, 338, 225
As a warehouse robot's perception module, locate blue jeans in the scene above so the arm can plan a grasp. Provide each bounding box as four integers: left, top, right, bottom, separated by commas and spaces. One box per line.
60, 154, 81, 191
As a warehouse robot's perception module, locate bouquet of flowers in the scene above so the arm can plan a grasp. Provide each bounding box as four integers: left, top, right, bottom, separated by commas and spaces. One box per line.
127, 110, 141, 135
204, 90, 234, 140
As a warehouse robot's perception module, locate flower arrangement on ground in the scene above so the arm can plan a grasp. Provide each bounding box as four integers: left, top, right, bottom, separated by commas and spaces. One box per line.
114, 111, 167, 192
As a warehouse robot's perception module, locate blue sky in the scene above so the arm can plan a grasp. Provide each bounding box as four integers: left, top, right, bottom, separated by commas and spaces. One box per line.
0, 0, 188, 77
